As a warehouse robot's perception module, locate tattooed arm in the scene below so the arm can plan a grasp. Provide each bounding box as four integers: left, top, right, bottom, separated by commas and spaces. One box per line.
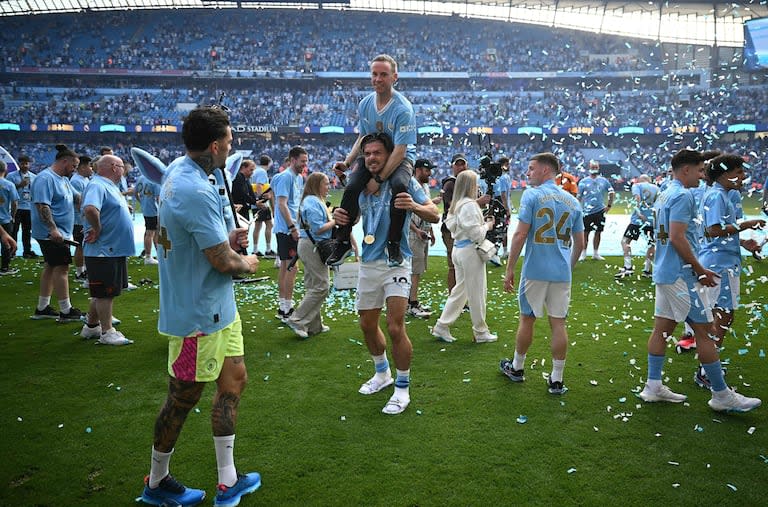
35, 203, 63, 243
203, 241, 259, 275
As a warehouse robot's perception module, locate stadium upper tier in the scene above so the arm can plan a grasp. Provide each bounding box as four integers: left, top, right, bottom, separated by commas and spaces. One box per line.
1, 9, 665, 74
2, 84, 766, 132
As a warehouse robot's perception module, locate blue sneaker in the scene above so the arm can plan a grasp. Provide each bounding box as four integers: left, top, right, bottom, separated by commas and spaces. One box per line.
138, 474, 205, 507
214, 472, 261, 507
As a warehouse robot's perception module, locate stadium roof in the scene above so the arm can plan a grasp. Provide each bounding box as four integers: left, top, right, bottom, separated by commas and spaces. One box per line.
2, 0, 767, 46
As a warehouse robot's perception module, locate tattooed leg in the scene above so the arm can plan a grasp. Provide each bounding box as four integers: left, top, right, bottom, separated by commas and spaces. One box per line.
212, 356, 247, 436
153, 376, 205, 452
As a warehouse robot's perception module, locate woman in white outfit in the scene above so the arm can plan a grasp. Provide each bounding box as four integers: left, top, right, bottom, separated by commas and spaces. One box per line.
432, 170, 497, 343
287, 172, 334, 338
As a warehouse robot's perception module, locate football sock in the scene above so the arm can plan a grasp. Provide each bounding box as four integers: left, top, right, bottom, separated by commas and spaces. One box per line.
76, 265, 85, 276
551, 359, 565, 383
647, 353, 665, 381
37, 296, 51, 311
148, 447, 173, 489
373, 353, 390, 378
279, 299, 288, 313
623, 254, 632, 269
512, 351, 526, 371
395, 369, 410, 389
214, 435, 237, 487
683, 322, 694, 336
702, 361, 727, 392
58, 298, 72, 313
644, 257, 652, 272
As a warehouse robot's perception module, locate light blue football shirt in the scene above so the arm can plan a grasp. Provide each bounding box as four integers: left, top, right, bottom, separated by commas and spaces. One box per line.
577, 175, 613, 215
69, 173, 90, 227
357, 90, 417, 163
493, 173, 511, 198
699, 183, 741, 271
31, 168, 75, 240
157, 156, 236, 337
518, 180, 584, 283
6, 170, 35, 210
135, 175, 160, 218
299, 195, 332, 241
0, 178, 19, 223
82, 175, 134, 257
271, 169, 303, 234
630, 181, 659, 226
652, 180, 700, 284
359, 177, 428, 262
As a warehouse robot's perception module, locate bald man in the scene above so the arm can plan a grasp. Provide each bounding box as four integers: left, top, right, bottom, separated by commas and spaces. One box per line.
80, 155, 135, 346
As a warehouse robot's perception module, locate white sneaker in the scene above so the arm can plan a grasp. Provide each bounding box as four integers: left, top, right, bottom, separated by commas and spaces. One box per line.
319, 324, 330, 333
474, 332, 498, 343
80, 323, 102, 339
382, 394, 410, 415
488, 254, 502, 267
431, 324, 456, 343
578, 251, 586, 261
286, 320, 308, 339
407, 305, 431, 318
125, 282, 138, 291
358, 374, 394, 395
708, 388, 762, 413
144, 257, 159, 265
97, 328, 134, 346
638, 383, 687, 403
592, 254, 606, 261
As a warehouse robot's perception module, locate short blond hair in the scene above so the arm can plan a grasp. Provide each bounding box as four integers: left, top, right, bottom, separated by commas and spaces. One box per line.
371, 54, 398, 73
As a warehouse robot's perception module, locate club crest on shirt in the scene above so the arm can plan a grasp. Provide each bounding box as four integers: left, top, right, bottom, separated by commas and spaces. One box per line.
376, 121, 383, 132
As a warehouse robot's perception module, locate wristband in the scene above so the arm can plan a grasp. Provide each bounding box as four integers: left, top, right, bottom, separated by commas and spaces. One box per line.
289, 224, 296, 231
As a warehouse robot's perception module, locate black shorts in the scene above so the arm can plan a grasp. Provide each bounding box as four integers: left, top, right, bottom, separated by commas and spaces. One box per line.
73, 225, 84, 245
38, 239, 72, 266
623, 223, 655, 244
254, 207, 272, 222
276, 232, 298, 261
85, 256, 128, 298
583, 210, 607, 233
144, 216, 158, 231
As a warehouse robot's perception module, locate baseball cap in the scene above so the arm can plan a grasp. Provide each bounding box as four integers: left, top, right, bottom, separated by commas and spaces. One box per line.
451, 153, 467, 164
414, 159, 435, 170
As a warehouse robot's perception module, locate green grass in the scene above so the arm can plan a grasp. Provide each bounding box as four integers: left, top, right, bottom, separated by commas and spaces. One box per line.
1, 254, 767, 506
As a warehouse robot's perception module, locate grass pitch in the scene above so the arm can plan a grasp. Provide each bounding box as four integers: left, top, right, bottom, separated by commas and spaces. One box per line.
1, 252, 767, 506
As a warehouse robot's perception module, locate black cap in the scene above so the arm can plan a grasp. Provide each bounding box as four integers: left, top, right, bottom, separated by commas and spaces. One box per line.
414, 159, 435, 170
451, 153, 468, 164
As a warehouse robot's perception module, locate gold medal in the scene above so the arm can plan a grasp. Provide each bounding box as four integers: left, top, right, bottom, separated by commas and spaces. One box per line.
364, 234, 375, 244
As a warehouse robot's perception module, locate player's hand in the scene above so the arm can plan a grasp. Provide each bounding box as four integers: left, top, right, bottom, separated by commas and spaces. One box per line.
741, 238, 760, 253
477, 194, 491, 207
2, 235, 16, 251
333, 207, 350, 226
394, 192, 415, 210
696, 268, 720, 287
485, 216, 495, 229
290, 228, 299, 241
333, 161, 347, 178
242, 254, 259, 274
742, 219, 765, 230
503, 271, 516, 293
49, 229, 64, 244
84, 228, 99, 243
229, 227, 249, 251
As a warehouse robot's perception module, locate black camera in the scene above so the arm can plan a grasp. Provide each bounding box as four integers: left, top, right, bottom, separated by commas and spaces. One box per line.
478, 153, 503, 187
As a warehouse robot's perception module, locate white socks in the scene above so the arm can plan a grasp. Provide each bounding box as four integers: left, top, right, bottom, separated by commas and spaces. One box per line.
58, 298, 71, 313
551, 359, 566, 383
214, 435, 237, 487
149, 447, 173, 488
512, 351, 526, 371
37, 296, 51, 311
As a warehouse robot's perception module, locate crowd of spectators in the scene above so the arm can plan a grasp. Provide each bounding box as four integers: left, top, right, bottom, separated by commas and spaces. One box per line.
3, 84, 767, 130
2, 9, 662, 74
2, 135, 765, 194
